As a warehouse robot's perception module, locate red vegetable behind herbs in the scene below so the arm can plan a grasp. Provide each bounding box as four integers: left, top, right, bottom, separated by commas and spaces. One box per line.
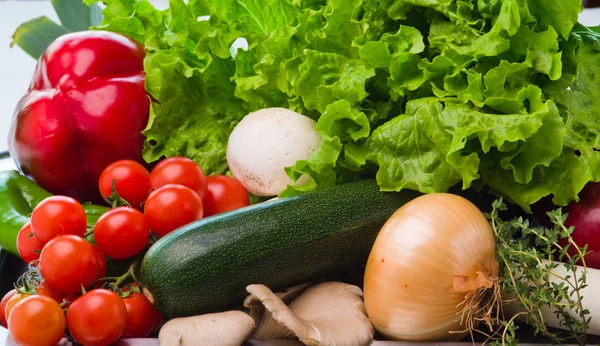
532, 185, 600, 269
563, 183, 600, 269
8, 31, 150, 203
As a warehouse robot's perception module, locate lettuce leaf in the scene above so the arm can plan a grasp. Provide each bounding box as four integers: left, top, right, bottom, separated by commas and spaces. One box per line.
142, 50, 246, 174
90, 0, 600, 211
526, 0, 582, 38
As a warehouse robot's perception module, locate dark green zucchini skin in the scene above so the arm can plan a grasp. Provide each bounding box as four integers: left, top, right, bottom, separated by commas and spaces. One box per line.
140, 179, 422, 318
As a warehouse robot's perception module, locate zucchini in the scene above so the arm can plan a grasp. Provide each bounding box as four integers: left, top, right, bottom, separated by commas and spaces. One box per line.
140, 180, 422, 318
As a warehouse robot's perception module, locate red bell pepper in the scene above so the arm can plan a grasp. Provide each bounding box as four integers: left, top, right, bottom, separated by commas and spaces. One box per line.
8, 31, 150, 202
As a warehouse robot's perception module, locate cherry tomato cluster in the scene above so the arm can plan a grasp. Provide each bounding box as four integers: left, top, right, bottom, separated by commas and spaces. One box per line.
2, 283, 162, 346
4, 156, 249, 346
99, 157, 250, 237
5, 196, 160, 345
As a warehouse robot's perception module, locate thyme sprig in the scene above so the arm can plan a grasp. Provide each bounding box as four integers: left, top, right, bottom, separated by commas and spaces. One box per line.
488, 199, 590, 346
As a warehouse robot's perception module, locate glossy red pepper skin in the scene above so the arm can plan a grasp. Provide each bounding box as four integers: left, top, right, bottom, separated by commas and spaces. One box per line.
8, 31, 150, 202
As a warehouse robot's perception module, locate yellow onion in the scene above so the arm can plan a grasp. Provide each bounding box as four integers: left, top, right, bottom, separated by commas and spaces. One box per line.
364, 193, 499, 342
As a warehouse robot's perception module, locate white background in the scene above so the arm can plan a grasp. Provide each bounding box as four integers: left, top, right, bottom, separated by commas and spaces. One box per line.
0, 3, 599, 154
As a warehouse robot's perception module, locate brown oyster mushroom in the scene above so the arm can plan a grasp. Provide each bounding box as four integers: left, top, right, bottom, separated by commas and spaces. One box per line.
244, 282, 311, 328
158, 310, 254, 346
245, 282, 374, 346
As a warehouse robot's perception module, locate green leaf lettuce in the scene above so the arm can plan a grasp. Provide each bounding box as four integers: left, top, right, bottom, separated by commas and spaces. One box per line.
90, 0, 600, 211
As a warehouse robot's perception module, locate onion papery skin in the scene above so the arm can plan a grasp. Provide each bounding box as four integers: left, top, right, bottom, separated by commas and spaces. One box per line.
364, 193, 498, 342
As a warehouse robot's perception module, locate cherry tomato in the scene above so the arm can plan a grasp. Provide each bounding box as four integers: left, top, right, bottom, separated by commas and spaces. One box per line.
149, 157, 207, 199
152, 310, 164, 334
16, 222, 44, 264
93, 246, 107, 281
8, 295, 65, 346
4, 293, 31, 323
35, 282, 62, 303
67, 289, 127, 346
99, 160, 150, 209
31, 196, 87, 243
203, 175, 250, 217
144, 185, 203, 237
120, 280, 161, 335
39, 235, 98, 295
0, 289, 16, 327
122, 293, 157, 338
94, 207, 150, 260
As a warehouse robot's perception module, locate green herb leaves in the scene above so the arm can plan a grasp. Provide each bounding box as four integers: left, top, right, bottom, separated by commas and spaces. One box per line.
489, 200, 590, 345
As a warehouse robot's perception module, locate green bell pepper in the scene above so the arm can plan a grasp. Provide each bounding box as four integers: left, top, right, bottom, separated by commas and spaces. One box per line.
0, 170, 108, 256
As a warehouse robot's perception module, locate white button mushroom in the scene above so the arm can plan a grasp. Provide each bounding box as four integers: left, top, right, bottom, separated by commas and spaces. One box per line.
226, 108, 322, 196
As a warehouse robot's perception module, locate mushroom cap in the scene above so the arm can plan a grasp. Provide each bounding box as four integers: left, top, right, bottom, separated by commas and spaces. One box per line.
158, 310, 255, 346
227, 108, 321, 196
245, 282, 374, 346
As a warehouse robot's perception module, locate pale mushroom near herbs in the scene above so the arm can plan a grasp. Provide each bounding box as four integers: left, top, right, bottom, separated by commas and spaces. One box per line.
245, 282, 375, 346
227, 108, 322, 196
158, 310, 255, 346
